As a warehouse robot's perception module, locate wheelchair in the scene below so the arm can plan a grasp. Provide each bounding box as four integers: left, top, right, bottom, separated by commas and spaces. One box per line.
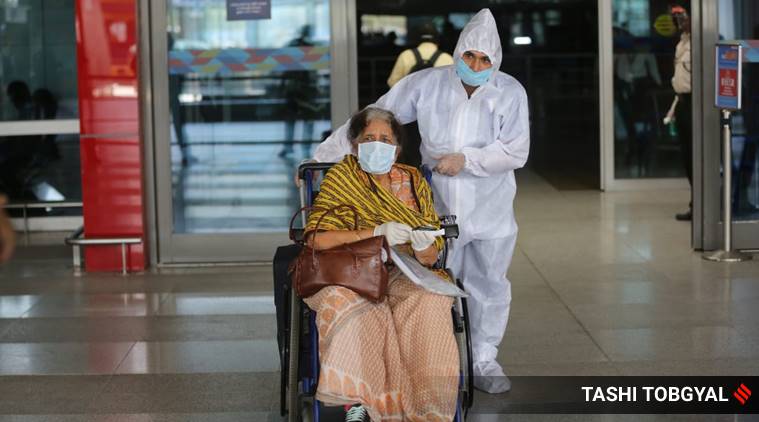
274, 162, 474, 421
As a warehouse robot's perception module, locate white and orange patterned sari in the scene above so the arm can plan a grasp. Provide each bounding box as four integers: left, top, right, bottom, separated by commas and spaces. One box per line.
304, 155, 459, 421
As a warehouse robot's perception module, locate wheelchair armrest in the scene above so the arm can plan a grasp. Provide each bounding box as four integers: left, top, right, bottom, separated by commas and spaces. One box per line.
298, 162, 336, 180
428, 215, 457, 269
441, 223, 459, 239
440, 215, 458, 239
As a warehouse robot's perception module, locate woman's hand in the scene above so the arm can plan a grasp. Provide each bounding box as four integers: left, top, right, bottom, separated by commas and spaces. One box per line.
410, 230, 439, 266
413, 245, 439, 267
373, 222, 412, 246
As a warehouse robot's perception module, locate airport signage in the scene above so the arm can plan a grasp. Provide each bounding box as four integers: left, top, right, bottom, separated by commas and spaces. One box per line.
715, 43, 743, 110
227, 0, 271, 20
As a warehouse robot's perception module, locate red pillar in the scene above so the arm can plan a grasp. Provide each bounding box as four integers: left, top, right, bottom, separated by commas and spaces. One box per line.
76, 0, 146, 272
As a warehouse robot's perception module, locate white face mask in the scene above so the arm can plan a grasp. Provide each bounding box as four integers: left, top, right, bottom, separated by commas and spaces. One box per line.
358, 141, 397, 174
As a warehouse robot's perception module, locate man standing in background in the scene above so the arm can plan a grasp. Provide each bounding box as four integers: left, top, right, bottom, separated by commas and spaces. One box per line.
386, 23, 454, 88
387, 23, 454, 167
671, 4, 692, 221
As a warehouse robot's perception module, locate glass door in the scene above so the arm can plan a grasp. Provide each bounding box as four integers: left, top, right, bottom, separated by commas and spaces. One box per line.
0, 0, 83, 231
601, 0, 694, 190
699, 0, 759, 250
149, 0, 338, 263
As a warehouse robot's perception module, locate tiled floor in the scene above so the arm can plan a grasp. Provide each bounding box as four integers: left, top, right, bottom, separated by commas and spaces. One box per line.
1, 169, 758, 421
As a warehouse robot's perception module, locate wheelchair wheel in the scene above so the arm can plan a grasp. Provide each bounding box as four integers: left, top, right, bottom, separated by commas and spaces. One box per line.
454, 396, 466, 422
287, 289, 302, 422
457, 279, 474, 413
280, 288, 291, 417
301, 397, 314, 422
280, 331, 288, 416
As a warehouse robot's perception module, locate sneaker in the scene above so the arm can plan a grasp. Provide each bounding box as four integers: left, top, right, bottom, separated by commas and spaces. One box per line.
345, 404, 368, 422
473, 360, 512, 394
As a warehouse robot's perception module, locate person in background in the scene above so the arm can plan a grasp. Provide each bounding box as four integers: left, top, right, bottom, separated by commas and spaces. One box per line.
388, 23, 455, 167
615, 33, 662, 173
167, 33, 195, 166
0, 193, 16, 263
279, 25, 321, 159
387, 23, 454, 88
2, 81, 41, 197
6, 81, 33, 120
670, 4, 692, 221
32, 88, 61, 161
0, 94, 13, 244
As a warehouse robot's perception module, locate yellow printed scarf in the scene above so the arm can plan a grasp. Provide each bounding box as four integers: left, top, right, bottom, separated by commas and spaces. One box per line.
306, 154, 445, 256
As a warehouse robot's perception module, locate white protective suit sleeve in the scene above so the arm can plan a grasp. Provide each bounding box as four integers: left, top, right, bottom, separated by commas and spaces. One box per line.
460, 86, 530, 178
312, 76, 421, 163
311, 121, 352, 163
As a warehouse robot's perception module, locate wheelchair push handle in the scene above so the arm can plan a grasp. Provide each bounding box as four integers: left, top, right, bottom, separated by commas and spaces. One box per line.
414, 222, 459, 239
298, 162, 336, 180
441, 223, 459, 239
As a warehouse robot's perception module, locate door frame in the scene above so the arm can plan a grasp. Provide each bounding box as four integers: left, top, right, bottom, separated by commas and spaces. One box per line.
598, 0, 694, 193
697, 0, 759, 251
138, 0, 358, 264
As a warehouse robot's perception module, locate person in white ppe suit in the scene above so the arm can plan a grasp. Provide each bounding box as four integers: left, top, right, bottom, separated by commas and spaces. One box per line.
311, 9, 529, 394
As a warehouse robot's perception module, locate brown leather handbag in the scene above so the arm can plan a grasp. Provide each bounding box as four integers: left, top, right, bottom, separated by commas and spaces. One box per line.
288, 205, 391, 303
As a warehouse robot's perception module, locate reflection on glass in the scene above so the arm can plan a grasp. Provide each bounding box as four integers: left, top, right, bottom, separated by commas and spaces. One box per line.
0, 133, 81, 206
167, 0, 331, 233
166, 294, 276, 315
0, 1, 81, 206
0, 0, 78, 120
0, 295, 37, 318
719, 0, 759, 221
612, 0, 688, 179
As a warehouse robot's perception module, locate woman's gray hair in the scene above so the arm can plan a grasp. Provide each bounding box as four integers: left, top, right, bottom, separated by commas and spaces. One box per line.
347, 106, 406, 148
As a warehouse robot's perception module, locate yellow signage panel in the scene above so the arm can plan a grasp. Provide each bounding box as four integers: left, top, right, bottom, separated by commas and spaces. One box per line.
654, 14, 677, 37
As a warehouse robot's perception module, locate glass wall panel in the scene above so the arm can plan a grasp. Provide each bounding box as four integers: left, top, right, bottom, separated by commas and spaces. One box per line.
166, 0, 331, 233
0, 1, 81, 210
0, 0, 78, 120
612, 0, 690, 179
1, 133, 81, 218
719, 0, 759, 221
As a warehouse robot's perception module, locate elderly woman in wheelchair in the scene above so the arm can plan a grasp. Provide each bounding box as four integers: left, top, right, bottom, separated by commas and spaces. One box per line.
303, 107, 460, 421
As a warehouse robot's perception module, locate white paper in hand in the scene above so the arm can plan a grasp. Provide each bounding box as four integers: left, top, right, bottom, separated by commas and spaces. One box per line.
389, 247, 468, 297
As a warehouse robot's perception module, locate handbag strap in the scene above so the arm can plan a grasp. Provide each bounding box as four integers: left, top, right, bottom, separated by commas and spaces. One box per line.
310, 204, 360, 267
288, 204, 360, 244
289, 206, 312, 242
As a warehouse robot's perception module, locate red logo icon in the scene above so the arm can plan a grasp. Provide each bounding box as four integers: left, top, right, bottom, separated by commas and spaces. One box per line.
734, 383, 751, 405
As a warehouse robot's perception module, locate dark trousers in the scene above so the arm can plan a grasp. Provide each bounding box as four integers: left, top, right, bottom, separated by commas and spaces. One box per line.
675, 93, 693, 187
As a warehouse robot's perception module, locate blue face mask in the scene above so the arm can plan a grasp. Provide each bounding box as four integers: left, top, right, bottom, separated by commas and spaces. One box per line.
358, 141, 397, 174
455, 57, 494, 87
